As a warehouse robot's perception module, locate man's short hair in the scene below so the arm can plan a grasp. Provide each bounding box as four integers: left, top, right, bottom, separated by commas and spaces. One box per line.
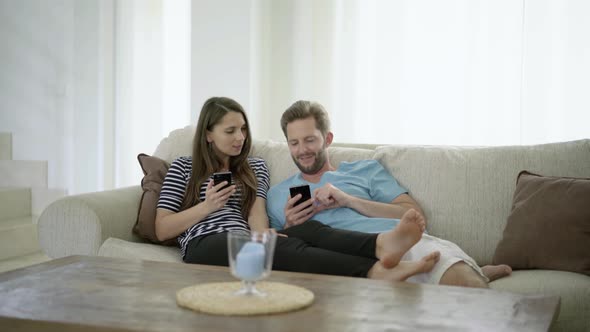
281, 100, 331, 138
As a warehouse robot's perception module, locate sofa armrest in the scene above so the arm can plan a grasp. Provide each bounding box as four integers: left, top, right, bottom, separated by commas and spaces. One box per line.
38, 186, 143, 258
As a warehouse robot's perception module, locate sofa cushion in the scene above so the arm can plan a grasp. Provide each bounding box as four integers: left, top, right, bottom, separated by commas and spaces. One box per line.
134, 154, 177, 246
98, 237, 182, 263
490, 269, 590, 332
373, 139, 590, 265
250, 140, 301, 186
153, 126, 194, 163
493, 171, 590, 275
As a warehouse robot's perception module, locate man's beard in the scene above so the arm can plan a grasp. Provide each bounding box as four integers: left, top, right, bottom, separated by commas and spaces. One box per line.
292, 147, 327, 175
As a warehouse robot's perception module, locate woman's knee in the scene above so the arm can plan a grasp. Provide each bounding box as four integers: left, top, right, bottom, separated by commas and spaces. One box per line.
184, 233, 229, 266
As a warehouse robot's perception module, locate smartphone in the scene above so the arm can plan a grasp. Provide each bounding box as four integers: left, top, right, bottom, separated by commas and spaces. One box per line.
213, 171, 232, 190
289, 184, 312, 207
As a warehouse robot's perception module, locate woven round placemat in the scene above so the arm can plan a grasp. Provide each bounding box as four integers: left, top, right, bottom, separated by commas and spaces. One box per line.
176, 281, 314, 316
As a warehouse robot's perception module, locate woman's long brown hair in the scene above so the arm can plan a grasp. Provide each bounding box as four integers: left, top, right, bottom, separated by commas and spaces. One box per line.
180, 97, 257, 218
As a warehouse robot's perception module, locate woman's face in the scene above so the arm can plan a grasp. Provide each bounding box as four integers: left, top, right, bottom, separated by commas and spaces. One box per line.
207, 111, 247, 160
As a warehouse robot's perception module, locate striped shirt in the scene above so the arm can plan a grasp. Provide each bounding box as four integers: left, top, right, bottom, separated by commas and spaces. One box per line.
157, 156, 270, 259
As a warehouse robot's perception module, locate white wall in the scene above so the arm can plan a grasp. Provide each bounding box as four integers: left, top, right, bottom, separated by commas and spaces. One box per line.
189, 0, 307, 141
0, 0, 192, 193
71, 0, 109, 194
0, 0, 71, 190
0, 0, 113, 194
191, 0, 255, 128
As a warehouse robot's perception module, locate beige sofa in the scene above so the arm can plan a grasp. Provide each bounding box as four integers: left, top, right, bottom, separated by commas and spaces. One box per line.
38, 126, 590, 331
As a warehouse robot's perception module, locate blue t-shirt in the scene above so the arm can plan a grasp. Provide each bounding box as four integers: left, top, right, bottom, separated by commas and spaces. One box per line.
266, 160, 408, 233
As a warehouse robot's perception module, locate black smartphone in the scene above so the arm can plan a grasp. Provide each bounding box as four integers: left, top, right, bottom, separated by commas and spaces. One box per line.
213, 171, 232, 190
289, 184, 312, 207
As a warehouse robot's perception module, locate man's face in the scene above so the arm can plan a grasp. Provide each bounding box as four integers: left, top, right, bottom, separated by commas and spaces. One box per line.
285, 117, 329, 175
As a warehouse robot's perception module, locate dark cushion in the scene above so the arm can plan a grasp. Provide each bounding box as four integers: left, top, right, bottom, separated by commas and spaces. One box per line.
133, 153, 177, 246
493, 171, 590, 276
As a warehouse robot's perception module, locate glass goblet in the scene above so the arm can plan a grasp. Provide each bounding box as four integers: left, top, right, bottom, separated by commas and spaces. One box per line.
227, 229, 277, 296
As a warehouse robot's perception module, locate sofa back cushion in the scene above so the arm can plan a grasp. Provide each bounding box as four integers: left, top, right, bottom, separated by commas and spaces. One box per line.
374, 139, 590, 265
152, 126, 375, 186
153, 126, 194, 162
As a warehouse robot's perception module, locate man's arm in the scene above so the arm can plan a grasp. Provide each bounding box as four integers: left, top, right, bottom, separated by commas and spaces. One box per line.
349, 193, 424, 219
314, 183, 425, 220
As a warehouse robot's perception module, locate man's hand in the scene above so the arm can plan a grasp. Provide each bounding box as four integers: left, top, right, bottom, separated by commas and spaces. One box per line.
284, 194, 315, 228
313, 183, 352, 212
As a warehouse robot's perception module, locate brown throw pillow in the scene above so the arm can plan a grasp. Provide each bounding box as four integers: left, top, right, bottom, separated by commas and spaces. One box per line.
134, 153, 177, 246
493, 171, 590, 275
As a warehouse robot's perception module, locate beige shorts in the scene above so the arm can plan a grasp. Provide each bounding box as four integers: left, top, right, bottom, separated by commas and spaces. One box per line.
401, 234, 488, 284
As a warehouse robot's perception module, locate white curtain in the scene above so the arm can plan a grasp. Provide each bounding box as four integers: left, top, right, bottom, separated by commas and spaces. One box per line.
109, 0, 590, 191
521, 0, 590, 144
255, 0, 590, 145
114, 0, 191, 188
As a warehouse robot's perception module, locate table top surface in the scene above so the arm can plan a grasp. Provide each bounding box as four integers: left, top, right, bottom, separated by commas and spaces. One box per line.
0, 255, 560, 332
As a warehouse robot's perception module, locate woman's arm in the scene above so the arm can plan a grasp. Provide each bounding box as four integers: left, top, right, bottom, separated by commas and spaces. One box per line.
155, 204, 212, 241
247, 197, 270, 232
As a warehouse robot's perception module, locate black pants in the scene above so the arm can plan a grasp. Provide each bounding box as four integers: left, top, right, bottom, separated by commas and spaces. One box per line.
184, 220, 378, 277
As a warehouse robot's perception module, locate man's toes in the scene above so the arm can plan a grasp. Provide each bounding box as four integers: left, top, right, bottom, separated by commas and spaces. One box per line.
417, 217, 425, 229
404, 208, 417, 220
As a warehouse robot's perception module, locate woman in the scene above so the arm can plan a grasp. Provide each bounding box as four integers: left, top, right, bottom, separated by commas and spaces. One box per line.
155, 97, 440, 281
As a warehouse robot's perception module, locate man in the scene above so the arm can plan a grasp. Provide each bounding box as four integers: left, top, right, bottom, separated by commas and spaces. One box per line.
266, 100, 511, 287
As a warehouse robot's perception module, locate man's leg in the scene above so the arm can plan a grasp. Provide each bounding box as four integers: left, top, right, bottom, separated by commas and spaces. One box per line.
283, 209, 425, 268
401, 234, 490, 286
481, 264, 512, 281
439, 261, 489, 288
273, 235, 376, 277
276, 229, 440, 282
368, 251, 441, 282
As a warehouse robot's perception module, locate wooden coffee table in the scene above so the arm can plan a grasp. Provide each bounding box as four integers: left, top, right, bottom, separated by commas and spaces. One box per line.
0, 255, 559, 331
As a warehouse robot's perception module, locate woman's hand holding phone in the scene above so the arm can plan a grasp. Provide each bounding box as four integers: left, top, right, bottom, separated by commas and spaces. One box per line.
204, 173, 236, 212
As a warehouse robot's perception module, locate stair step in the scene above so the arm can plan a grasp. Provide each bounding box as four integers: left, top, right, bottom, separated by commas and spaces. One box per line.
0, 187, 31, 221
31, 188, 67, 216
0, 160, 47, 187
0, 133, 11, 160
0, 251, 50, 274
0, 216, 40, 260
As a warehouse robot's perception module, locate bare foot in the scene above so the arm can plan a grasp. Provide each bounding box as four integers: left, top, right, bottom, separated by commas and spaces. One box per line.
481, 264, 512, 282
368, 251, 441, 282
376, 209, 426, 268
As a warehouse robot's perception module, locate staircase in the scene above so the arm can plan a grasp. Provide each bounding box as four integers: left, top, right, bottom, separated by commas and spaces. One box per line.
0, 133, 66, 273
